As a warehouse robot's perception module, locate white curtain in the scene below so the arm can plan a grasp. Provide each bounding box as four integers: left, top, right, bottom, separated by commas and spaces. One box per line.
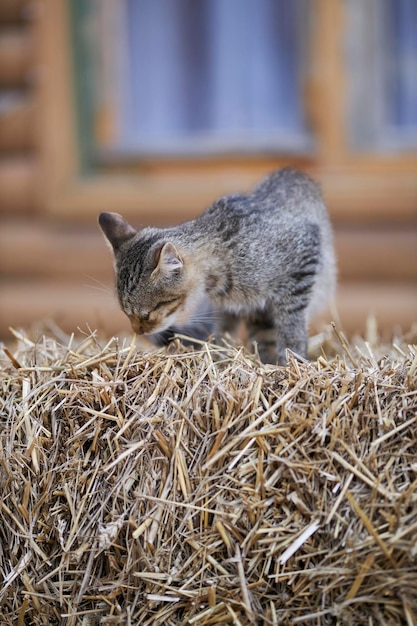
119, 0, 305, 151
387, 0, 417, 128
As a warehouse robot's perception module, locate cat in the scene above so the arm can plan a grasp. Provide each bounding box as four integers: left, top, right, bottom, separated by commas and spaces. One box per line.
98, 168, 336, 364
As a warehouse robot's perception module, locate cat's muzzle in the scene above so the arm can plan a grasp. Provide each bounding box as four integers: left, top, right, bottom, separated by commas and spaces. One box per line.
128, 315, 155, 335
128, 314, 163, 336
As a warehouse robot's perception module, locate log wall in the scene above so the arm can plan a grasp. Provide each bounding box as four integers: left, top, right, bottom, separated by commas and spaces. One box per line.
0, 0, 416, 343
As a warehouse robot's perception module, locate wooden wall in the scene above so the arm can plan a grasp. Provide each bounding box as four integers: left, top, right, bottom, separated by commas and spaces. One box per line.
0, 0, 416, 344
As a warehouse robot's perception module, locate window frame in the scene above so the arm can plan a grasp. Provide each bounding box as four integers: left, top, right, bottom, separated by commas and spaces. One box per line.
76, 0, 314, 160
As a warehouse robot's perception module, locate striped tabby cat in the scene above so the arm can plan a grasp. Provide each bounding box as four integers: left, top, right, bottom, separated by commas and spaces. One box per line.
99, 168, 336, 364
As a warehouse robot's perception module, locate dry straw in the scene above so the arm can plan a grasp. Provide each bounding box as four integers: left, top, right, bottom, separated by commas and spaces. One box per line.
1, 325, 416, 625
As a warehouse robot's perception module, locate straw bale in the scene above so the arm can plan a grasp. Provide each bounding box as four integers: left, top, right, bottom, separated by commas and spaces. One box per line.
1, 326, 417, 625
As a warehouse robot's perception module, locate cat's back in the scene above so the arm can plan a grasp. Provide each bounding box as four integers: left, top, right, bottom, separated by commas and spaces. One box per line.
250, 167, 324, 218
195, 167, 330, 249
248, 168, 335, 319
202, 168, 326, 227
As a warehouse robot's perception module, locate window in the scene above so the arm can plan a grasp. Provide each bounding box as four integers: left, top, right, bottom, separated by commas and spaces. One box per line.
346, 0, 417, 151
72, 0, 311, 159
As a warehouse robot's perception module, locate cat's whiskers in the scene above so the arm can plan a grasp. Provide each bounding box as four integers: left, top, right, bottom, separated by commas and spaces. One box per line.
82, 277, 114, 302
83, 275, 113, 293
187, 307, 222, 322
180, 315, 218, 331
185, 313, 219, 324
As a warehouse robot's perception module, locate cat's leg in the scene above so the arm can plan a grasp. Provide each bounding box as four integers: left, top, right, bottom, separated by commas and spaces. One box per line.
150, 327, 176, 347
216, 311, 241, 338
151, 322, 211, 347
153, 300, 214, 347
246, 306, 278, 364
247, 302, 308, 365
273, 303, 308, 365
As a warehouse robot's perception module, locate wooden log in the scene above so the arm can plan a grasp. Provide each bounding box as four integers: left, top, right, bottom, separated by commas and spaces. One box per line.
0, 222, 110, 279
1, 222, 416, 282
335, 282, 417, 337
0, 30, 33, 87
0, 281, 127, 340
0, 280, 416, 341
40, 166, 417, 225
0, 158, 38, 212
0, 93, 36, 151
319, 168, 417, 224
335, 228, 417, 281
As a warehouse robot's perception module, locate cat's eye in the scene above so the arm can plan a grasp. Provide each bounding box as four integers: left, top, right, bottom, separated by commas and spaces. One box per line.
154, 298, 179, 310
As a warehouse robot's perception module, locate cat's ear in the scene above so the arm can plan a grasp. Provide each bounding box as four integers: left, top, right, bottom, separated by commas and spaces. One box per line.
154, 242, 183, 275
98, 212, 136, 252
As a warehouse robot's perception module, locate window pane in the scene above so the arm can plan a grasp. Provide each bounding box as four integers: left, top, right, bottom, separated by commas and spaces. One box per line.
346, 0, 417, 150
386, 0, 417, 128
117, 0, 308, 154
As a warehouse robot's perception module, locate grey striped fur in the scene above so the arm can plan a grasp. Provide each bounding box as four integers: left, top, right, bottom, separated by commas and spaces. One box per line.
99, 168, 336, 364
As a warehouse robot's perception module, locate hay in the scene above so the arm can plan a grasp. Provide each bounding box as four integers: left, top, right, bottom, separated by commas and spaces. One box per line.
1, 327, 417, 625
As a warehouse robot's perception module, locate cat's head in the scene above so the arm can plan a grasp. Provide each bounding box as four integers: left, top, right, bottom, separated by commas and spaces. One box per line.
98, 212, 199, 335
